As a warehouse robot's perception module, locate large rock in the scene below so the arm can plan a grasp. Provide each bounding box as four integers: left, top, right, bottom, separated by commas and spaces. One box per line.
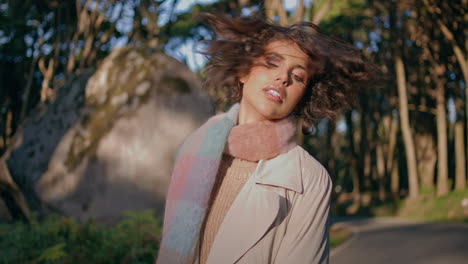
6, 47, 213, 223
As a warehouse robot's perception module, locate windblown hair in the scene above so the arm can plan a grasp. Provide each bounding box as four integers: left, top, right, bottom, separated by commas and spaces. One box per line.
198, 13, 374, 131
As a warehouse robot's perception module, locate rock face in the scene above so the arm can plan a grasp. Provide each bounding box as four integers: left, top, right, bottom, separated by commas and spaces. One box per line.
6, 47, 213, 223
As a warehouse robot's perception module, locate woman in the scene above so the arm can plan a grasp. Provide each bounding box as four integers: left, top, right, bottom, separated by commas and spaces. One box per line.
156, 13, 372, 264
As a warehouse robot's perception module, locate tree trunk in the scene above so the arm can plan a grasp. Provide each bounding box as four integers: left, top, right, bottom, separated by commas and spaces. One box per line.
0, 158, 32, 223
265, 0, 275, 21
387, 113, 399, 199
326, 121, 337, 181
20, 42, 42, 121
374, 110, 388, 202
391, 154, 400, 199
415, 132, 436, 190
275, 0, 288, 26
434, 74, 449, 196
455, 95, 466, 190
454, 119, 466, 190
293, 0, 305, 23
264, 0, 288, 25
376, 139, 386, 201
395, 55, 419, 198
38, 57, 54, 102
422, 0, 468, 184
363, 146, 372, 191
345, 111, 360, 204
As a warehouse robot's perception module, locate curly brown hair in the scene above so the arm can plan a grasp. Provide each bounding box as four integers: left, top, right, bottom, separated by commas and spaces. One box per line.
198, 13, 373, 130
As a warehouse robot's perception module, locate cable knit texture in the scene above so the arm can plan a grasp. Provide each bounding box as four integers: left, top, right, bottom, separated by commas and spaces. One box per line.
199, 154, 257, 264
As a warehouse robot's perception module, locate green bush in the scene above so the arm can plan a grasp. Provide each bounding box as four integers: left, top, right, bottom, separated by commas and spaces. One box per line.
0, 210, 162, 264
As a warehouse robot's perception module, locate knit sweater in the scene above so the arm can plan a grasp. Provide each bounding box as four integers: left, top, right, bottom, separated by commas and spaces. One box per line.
199, 153, 258, 264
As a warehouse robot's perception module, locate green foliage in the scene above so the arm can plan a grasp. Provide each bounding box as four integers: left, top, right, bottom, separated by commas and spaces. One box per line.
329, 226, 351, 249
38, 243, 67, 262
0, 210, 161, 264
373, 188, 468, 222
315, 0, 367, 25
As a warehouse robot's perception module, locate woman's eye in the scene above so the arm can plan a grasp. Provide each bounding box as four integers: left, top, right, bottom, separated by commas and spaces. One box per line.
294, 75, 305, 83
267, 61, 279, 67
265, 57, 279, 67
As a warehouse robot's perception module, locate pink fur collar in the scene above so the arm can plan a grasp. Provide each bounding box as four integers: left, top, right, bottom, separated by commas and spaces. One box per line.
224, 116, 298, 161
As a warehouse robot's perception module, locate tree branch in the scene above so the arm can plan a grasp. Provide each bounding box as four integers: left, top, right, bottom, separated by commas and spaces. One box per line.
293, 0, 305, 23
275, 0, 288, 26
422, 0, 467, 84
312, 0, 333, 25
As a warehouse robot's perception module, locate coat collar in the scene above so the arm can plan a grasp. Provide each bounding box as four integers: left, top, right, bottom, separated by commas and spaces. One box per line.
254, 146, 304, 194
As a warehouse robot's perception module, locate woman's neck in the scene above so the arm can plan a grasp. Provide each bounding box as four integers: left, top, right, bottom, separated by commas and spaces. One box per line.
237, 101, 268, 125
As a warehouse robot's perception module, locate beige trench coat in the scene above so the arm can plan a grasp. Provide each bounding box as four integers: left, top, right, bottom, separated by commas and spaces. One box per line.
197, 145, 332, 264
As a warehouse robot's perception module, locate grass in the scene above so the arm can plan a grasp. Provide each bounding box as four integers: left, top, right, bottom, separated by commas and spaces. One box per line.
373, 188, 468, 223
329, 225, 351, 249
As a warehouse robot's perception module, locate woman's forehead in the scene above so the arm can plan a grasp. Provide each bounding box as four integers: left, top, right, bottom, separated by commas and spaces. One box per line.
264, 40, 309, 63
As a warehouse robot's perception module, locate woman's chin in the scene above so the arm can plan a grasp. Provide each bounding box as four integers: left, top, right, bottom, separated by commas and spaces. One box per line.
239, 101, 288, 123
258, 104, 288, 120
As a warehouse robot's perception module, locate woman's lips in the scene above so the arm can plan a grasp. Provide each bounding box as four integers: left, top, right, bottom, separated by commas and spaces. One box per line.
263, 88, 283, 103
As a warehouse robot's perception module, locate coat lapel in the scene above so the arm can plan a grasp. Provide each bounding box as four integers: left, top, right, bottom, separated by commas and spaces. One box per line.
206, 176, 279, 264
206, 147, 303, 264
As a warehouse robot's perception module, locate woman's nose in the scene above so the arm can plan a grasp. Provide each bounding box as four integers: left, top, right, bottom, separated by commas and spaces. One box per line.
275, 70, 290, 85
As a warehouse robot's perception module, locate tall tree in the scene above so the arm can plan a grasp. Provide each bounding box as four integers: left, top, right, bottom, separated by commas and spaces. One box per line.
390, 0, 419, 198
422, 0, 467, 193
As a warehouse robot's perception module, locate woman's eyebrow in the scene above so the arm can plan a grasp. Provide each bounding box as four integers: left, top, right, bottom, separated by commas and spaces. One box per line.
265, 52, 283, 59
266, 52, 307, 71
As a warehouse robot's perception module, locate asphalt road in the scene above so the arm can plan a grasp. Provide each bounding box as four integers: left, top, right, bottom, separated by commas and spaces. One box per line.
330, 218, 468, 264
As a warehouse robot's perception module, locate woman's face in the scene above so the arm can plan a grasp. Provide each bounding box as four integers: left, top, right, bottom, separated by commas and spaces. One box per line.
238, 40, 310, 124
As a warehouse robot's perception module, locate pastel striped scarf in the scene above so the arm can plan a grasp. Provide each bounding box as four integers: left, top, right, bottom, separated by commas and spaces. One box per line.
156, 103, 297, 263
